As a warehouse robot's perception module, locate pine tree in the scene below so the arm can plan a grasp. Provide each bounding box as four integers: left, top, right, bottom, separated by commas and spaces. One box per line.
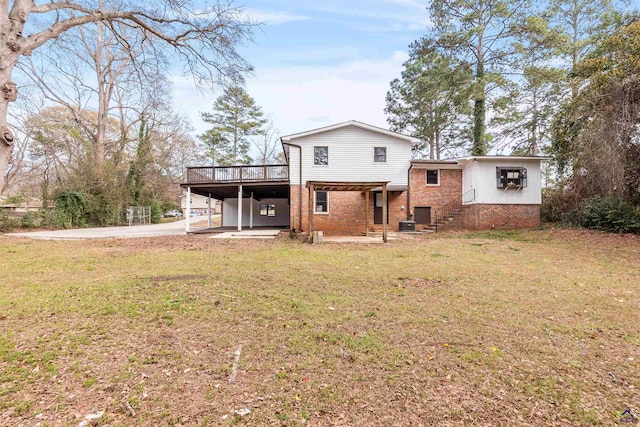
199, 86, 267, 166
385, 39, 472, 159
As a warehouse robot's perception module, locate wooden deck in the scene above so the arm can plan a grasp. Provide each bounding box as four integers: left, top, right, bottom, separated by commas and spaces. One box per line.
186, 165, 288, 184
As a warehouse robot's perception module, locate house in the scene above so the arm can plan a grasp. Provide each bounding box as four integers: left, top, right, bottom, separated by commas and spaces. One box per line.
179, 193, 221, 215
181, 121, 549, 239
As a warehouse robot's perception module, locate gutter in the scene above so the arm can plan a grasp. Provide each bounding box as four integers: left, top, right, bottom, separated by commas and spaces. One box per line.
282, 141, 303, 233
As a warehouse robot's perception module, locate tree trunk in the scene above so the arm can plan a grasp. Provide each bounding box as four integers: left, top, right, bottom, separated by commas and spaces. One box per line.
0, 64, 18, 194
472, 34, 486, 156
531, 90, 539, 156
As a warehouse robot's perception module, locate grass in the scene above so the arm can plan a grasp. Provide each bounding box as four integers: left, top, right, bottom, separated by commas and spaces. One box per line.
0, 229, 639, 425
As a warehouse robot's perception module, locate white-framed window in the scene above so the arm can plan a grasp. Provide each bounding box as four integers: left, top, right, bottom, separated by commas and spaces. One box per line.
314, 146, 328, 165
314, 191, 328, 213
259, 204, 276, 216
426, 169, 440, 186
496, 167, 527, 189
374, 147, 387, 162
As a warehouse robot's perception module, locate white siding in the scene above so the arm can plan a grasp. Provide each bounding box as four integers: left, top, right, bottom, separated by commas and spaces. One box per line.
286, 126, 412, 185
222, 198, 290, 227
465, 159, 543, 204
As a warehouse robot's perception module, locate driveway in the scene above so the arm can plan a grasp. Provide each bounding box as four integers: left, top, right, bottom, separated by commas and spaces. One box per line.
6, 216, 212, 240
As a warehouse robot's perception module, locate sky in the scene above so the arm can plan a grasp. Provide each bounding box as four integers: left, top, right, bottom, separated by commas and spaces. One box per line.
170, 0, 430, 138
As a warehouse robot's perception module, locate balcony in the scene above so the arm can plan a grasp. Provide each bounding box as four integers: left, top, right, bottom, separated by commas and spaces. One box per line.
186, 164, 289, 184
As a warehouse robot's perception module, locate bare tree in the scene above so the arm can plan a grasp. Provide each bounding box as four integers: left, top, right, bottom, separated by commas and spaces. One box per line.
0, 0, 254, 192
253, 118, 282, 164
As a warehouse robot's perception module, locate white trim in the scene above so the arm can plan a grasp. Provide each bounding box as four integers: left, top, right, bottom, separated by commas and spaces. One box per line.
373, 146, 387, 163
237, 185, 242, 231
281, 120, 421, 144
185, 187, 191, 233
313, 145, 329, 166
314, 190, 329, 215
425, 169, 440, 186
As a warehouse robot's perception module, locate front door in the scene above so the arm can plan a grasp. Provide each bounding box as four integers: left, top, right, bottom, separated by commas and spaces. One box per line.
373, 192, 388, 224
414, 206, 431, 225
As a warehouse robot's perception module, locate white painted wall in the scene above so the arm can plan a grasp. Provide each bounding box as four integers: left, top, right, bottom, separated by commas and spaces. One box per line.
286, 125, 412, 186
222, 197, 290, 227
463, 159, 543, 204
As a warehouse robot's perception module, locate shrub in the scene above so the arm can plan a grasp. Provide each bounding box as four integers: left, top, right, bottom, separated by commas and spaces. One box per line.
150, 199, 163, 224
21, 211, 42, 228
579, 196, 640, 233
54, 191, 87, 228
542, 187, 578, 224
0, 211, 21, 232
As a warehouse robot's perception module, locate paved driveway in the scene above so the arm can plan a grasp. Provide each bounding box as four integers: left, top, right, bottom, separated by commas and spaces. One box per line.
6, 216, 209, 240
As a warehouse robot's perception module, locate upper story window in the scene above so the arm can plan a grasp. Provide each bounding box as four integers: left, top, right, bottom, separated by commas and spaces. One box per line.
314, 146, 328, 165
496, 167, 527, 189
374, 147, 387, 162
426, 169, 440, 186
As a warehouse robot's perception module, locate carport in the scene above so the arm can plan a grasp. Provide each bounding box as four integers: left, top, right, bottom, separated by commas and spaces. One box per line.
181, 165, 290, 233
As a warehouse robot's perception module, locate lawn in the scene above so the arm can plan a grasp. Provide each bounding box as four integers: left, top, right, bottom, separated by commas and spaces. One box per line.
1, 229, 639, 426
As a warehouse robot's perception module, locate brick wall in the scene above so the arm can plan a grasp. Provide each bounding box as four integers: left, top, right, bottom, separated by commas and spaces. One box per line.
289, 185, 407, 235
369, 191, 408, 232
461, 204, 541, 230
410, 169, 462, 221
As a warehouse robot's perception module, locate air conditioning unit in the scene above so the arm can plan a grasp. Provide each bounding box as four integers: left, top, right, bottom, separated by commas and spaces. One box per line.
399, 220, 416, 232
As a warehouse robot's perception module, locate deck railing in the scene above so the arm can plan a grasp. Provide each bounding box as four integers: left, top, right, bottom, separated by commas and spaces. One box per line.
186, 164, 289, 184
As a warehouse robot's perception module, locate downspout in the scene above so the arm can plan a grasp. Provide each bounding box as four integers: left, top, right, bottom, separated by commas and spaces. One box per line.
282, 141, 303, 232
407, 163, 413, 221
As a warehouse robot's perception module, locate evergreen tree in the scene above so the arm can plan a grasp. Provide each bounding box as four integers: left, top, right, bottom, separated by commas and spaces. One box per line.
429, 0, 531, 155
199, 86, 267, 166
385, 39, 472, 159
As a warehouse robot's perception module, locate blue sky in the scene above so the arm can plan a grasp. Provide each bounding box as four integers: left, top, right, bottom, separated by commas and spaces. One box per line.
172, 0, 430, 137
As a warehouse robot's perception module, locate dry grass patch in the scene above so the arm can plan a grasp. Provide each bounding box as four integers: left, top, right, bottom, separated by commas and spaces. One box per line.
1, 229, 639, 426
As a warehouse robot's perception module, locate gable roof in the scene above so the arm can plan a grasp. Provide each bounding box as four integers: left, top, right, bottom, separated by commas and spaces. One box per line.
280, 120, 421, 144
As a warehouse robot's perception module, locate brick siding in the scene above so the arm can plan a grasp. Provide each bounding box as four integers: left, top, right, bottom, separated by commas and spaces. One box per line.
461, 204, 541, 230
409, 169, 462, 221
289, 185, 407, 235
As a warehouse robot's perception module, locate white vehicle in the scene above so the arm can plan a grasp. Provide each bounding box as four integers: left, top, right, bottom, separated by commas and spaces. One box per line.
164, 210, 182, 218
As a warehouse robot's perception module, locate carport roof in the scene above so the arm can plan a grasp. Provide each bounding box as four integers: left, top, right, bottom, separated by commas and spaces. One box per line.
183, 182, 289, 200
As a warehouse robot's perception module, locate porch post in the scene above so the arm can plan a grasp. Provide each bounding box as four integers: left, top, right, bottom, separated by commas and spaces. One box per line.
207, 193, 212, 229
249, 192, 254, 229
308, 183, 314, 240
364, 189, 370, 237
237, 185, 243, 231
382, 183, 388, 243
185, 187, 191, 233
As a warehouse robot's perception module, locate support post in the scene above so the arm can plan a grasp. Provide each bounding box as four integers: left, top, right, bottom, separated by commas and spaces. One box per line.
237, 185, 243, 231
207, 193, 212, 229
249, 192, 254, 229
364, 190, 370, 236
308, 183, 314, 241
185, 187, 191, 233
382, 183, 388, 243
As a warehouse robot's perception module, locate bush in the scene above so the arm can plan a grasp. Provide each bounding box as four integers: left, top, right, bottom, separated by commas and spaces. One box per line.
580, 196, 640, 233
150, 199, 163, 224
542, 187, 578, 224
54, 191, 87, 228
21, 211, 42, 228
0, 211, 21, 232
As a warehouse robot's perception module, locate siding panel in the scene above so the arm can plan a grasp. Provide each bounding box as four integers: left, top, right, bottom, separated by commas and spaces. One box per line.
287, 126, 412, 186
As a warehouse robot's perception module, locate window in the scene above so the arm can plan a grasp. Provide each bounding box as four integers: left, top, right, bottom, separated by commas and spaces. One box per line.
496, 167, 527, 189
374, 147, 387, 162
426, 169, 439, 186
260, 204, 276, 216
314, 191, 328, 213
314, 146, 328, 165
